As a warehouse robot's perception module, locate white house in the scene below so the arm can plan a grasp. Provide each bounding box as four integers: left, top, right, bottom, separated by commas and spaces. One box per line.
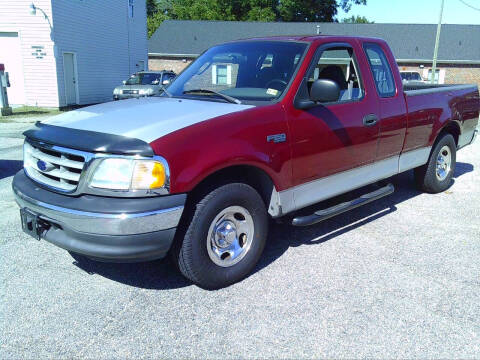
0, 0, 147, 108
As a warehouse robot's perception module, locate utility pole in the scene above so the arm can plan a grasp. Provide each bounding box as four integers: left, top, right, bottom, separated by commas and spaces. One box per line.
431, 0, 445, 84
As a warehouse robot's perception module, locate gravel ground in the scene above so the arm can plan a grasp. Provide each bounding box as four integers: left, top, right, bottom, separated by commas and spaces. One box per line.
0, 122, 479, 359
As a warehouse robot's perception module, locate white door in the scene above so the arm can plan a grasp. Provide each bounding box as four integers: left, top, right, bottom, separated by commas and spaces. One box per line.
0, 32, 25, 105
63, 52, 78, 105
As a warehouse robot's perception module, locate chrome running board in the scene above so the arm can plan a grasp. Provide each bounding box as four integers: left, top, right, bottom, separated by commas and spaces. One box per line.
291, 184, 394, 227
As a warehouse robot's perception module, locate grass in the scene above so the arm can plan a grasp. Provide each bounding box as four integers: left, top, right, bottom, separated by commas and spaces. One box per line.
0, 106, 65, 123
12, 106, 63, 117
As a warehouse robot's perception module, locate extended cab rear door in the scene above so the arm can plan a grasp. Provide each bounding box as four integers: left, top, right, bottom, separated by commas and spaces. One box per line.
362, 41, 407, 161
285, 41, 381, 210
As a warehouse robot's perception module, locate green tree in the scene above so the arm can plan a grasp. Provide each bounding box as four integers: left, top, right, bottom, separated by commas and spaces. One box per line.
169, 0, 276, 21
277, 0, 367, 22
240, 0, 277, 21
147, 0, 158, 16
148, 10, 171, 37
147, 0, 368, 38
147, 0, 174, 37
341, 15, 373, 23
244, 6, 276, 21
171, 0, 235, 20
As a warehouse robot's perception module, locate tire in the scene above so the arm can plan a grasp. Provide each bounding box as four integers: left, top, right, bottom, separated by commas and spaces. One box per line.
414, 133, 456, 193
68, 250, 87, 260
174, 183, 268, 289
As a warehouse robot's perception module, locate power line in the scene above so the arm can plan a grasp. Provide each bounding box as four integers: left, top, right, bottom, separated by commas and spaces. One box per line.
458, 0, 480, 11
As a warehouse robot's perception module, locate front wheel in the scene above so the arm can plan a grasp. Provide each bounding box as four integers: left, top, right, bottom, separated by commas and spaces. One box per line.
175, 183, 268, 289
414, 133, 456, 193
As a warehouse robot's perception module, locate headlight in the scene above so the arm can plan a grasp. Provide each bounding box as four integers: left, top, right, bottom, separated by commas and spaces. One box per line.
89, 158, 168, 191
139, 88, 153, 95
113, 88, 121, 95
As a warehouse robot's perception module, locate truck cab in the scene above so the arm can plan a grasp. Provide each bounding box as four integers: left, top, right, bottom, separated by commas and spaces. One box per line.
13, 36, 479, 289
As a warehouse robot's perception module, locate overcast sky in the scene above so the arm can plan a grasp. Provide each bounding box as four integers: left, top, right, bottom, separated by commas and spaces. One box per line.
337, 0, 480, 24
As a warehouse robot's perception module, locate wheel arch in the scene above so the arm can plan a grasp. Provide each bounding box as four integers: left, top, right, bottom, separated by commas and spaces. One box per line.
436, 120, 461, 148
186, 164, 280, 217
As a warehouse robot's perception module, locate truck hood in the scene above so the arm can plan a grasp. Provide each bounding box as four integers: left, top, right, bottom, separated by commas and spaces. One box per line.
43, 97, 254, 143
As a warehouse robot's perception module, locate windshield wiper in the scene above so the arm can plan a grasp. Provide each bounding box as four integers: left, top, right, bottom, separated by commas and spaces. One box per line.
183, 89, 242, 104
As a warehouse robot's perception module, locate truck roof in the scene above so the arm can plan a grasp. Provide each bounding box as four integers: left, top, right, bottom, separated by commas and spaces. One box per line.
232, 34, 385, 44
138, 70, 175, 74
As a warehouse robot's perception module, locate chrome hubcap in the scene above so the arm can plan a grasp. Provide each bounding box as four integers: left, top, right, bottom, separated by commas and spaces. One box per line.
436, 145, 452, 181
207, 206, 254, 267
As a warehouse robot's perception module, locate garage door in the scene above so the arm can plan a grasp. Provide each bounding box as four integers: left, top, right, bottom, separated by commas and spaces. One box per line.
0, 32, 25, 105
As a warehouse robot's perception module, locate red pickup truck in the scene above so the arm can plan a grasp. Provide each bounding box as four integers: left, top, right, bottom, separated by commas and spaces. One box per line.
13, 36, 479, 289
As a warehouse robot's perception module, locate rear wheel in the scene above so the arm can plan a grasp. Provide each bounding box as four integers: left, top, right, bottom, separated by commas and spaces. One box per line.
174, 183, 268, 289
414, 133, 456, 193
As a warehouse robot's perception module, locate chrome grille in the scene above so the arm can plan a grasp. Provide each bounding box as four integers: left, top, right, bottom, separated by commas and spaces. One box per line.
23, 141, 86, 192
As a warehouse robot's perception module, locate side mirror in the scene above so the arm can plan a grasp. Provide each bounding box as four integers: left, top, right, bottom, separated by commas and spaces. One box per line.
122, 80, 126, 85
310, 79, 340, 103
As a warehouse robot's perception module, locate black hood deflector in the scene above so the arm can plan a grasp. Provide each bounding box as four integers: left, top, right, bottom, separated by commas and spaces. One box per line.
23, 122, 154, 157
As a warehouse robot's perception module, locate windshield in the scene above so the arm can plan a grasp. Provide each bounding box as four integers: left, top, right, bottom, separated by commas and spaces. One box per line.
125, 73, 161, 85
167, 41, 308, 103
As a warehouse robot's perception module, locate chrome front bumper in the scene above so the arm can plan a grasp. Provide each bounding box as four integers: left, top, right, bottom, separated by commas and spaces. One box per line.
12, 170, 185, 262
14, 188, 183, 236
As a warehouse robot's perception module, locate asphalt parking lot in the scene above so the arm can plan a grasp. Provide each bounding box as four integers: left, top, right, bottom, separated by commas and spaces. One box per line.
1, 119, 479, 359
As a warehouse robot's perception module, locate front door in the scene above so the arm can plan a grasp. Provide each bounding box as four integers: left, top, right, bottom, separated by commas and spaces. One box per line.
286, 42, 381, 210
63, 53, 78, 105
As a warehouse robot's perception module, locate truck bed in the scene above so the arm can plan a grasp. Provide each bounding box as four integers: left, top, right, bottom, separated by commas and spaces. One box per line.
403, 82, 477, 96
402, 82, 479, 151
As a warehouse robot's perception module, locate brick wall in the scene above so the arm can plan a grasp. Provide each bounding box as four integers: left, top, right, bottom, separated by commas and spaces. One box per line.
149, 57, 192, 74
398, 63, 480, 87
149, 56, 480, 88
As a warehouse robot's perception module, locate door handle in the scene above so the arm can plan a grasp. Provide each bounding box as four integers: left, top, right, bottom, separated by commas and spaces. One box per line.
363, 114, 378, 127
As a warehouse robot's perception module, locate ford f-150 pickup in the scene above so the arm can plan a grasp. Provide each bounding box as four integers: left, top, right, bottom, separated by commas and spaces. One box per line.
12, 36, 479, 289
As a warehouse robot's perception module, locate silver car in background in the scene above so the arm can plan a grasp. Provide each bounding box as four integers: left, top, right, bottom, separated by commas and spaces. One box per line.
113, 71, 176, 100
400, 71, 426, 85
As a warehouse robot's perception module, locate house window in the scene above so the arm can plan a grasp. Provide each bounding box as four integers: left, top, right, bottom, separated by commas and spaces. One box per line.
211, 64, 232, 85
216, 65, 228, 85
128, 0, 134, 18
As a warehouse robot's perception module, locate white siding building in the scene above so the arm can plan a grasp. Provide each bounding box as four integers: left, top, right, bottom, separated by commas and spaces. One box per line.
0, 0, 147, 108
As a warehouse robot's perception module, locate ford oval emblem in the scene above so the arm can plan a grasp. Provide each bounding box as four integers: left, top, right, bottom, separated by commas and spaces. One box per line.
37, 160, 47, 171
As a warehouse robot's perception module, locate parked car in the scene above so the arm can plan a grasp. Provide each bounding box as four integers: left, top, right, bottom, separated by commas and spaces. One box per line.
13, 36, 479, 289
113, 70, 176, 100
400, 71, 425, 83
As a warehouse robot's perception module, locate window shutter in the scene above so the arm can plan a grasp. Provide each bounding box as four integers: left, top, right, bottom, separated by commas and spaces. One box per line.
212, 64, 217, 85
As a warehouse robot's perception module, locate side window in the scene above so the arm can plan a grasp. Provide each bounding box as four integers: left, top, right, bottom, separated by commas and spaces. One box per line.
364, 43, 396, 98
308, 46, 364, 103
261, 54, 273, 69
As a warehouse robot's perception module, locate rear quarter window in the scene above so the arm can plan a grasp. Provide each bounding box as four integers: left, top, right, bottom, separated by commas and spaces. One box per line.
363, 43, 396, 98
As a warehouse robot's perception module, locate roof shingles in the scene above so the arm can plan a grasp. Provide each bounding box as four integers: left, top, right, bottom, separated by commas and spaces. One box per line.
149, 20, 480, 62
